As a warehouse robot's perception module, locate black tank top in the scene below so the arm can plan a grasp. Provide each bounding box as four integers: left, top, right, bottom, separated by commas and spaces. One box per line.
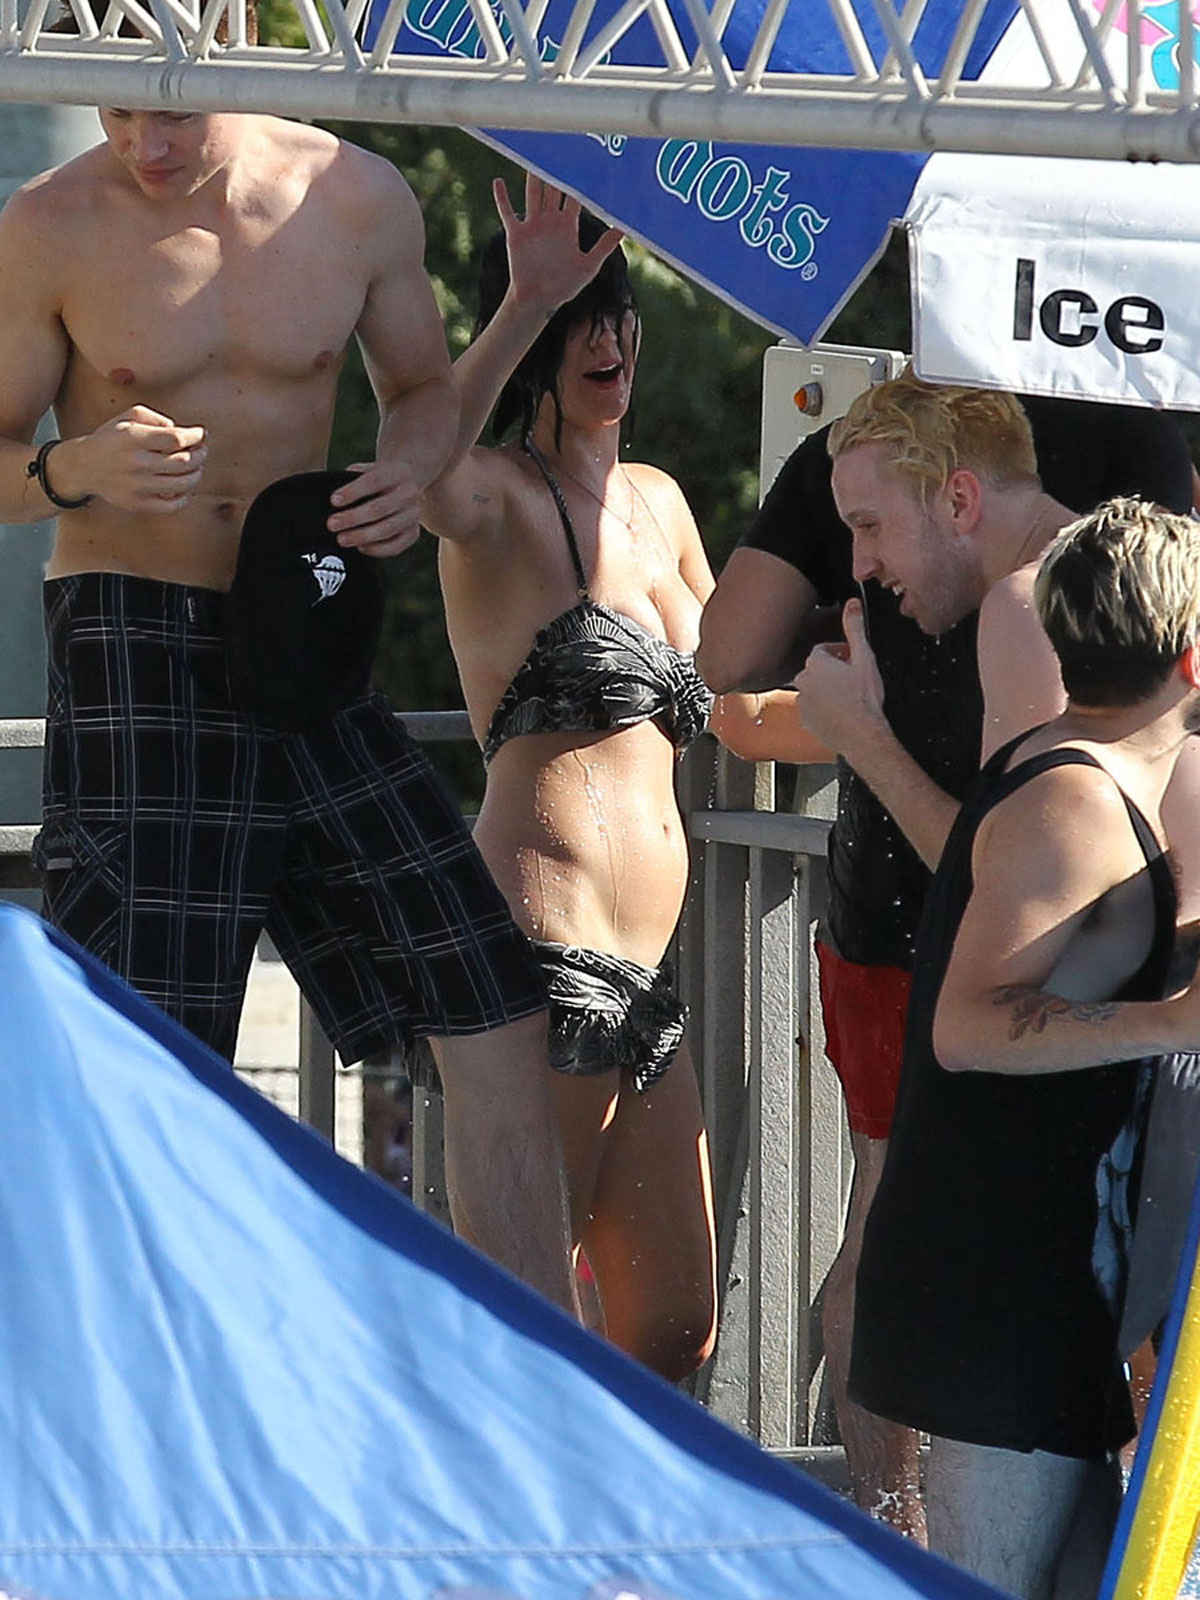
850, 734, 1177, 1458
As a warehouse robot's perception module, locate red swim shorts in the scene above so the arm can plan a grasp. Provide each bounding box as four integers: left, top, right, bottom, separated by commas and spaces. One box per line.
815, 940, 912, 1140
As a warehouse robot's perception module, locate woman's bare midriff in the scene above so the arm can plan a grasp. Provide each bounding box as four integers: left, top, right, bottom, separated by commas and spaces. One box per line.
473, 721, 691, 967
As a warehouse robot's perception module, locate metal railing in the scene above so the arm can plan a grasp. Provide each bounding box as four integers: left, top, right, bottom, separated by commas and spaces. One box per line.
2, 0, 1200, 161
0, 711, 844, 1450
675, 741, 844, 1446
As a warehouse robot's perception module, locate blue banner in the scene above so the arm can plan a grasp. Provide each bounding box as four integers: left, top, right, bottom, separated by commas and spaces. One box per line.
0, 903, 1012, 1600
369, 0, 1019, 339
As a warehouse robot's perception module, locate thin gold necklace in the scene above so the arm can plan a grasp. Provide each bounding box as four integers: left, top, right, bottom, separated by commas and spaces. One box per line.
555, 457, 638, 531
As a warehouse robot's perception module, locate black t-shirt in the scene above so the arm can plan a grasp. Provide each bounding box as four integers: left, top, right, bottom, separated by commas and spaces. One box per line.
849, 739, 1176, 1456
1018, 395, 1194, 515
741, 398, 1193, 968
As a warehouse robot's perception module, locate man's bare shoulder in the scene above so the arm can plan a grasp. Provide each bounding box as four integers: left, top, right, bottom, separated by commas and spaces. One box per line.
232, 122, 421, 287
977, 558, 1053, 667
1, 144, 114, 236
980, 748, 1142, 867
0, 147, 117, 311
242, 117, 407, 204
294, 127, 417, 216
982, 560, 1037, 622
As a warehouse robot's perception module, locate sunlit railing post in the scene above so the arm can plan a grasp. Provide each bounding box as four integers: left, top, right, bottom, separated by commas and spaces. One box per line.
298, 1008, 337, 1143
746, 778, 807, 1445
788, 762, 844, 1446
684, 743, 756, 1425
684, 748, 840, 1455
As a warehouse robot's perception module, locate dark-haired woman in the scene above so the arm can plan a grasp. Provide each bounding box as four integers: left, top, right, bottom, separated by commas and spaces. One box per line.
422, 177, 768, 1378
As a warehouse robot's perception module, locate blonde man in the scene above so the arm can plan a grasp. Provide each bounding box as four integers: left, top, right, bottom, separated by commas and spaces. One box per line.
851, 498, 1200, 1597
699, 380, 1196, 1542
796, 374, 1077, 866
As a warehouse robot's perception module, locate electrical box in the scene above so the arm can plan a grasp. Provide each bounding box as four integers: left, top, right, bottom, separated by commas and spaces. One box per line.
759, 341, 907, 501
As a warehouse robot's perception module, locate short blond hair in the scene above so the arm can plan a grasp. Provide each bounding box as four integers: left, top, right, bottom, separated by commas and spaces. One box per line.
1036, 496, 1200, 707
827, 371, 1039, 505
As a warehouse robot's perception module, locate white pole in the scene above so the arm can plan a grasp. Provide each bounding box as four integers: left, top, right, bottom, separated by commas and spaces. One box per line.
1, 56, 1199, 160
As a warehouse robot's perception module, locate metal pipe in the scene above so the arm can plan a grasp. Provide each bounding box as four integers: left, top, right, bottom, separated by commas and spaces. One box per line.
2, 55, 1199, 160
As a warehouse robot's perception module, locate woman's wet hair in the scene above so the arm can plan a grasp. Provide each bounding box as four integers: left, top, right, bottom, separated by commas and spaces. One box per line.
1036, 495, 1200, 707
476, 209, 638, 447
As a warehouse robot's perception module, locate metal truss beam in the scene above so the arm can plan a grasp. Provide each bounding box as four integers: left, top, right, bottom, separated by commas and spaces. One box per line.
2, 0, 1200, 161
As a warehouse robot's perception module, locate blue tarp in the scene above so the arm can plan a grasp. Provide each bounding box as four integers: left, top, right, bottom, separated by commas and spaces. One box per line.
0, 903, 1010, 1600
366, 0, 1019, 341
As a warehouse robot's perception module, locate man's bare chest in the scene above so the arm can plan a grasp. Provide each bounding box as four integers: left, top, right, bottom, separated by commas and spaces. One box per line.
60, 224, 368, 393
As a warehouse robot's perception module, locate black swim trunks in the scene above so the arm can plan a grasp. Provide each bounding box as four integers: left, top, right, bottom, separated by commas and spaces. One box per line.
35, 574, 547, 1063
536, 940, 687, 1092
408, 939, 687, 1094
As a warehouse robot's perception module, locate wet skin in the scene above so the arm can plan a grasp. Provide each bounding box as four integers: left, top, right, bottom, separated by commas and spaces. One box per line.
0, 110, 454, 587
426, 185, 726, 1375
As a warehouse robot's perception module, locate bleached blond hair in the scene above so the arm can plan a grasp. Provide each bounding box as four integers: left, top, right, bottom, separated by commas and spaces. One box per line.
827, 370, 1039, 505
1036, 495, 1200, 707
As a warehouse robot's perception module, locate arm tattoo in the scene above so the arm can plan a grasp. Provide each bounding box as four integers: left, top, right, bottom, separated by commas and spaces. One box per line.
994, 985, 1120, 1040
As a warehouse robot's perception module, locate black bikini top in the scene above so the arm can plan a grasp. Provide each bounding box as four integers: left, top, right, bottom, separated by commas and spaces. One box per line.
481, 440, 714, 768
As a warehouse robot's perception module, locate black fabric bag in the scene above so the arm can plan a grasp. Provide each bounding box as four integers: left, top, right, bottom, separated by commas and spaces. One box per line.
224, 470, 385, 731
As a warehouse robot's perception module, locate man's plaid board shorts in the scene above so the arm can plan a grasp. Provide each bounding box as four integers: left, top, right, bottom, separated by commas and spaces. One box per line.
35, 573, 548, 1063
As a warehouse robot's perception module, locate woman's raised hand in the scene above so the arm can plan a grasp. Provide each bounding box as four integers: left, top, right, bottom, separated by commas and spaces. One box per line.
494, 173, 624, 317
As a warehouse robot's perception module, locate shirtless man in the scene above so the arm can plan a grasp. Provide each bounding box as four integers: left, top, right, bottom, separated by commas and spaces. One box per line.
850, 497, 1200, 1596
0, 107, 577, 1311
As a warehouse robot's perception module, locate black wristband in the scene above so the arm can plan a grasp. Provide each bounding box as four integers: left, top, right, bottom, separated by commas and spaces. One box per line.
26, 439, 93, 511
